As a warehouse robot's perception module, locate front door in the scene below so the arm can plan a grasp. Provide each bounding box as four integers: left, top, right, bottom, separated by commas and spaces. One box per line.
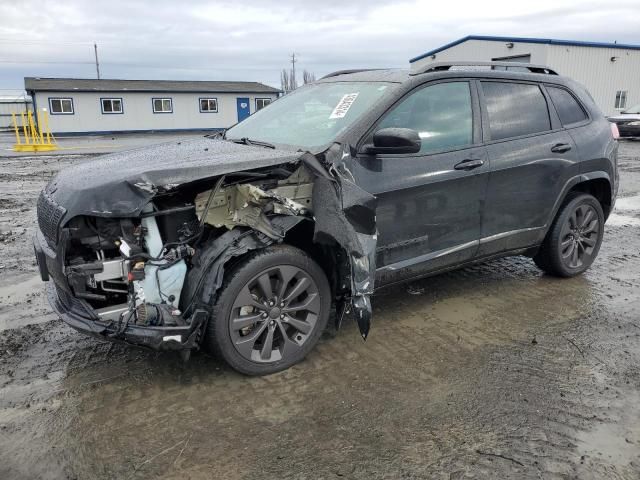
236, 97, 250, 122
351, 80, 489, 286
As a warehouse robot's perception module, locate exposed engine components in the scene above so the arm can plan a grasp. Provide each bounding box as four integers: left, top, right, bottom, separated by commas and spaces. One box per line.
135, 302, 184, 326
194, 166, 314, 239
133, 204, 189, 309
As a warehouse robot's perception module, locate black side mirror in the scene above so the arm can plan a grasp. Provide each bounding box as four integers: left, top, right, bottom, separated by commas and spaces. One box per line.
362, 128, 421, 155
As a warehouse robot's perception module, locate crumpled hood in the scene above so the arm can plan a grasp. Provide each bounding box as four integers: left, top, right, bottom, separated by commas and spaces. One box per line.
46, 136, 302, 219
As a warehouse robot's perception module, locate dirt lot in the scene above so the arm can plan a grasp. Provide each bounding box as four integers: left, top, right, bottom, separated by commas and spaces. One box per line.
1, 140, 640, 479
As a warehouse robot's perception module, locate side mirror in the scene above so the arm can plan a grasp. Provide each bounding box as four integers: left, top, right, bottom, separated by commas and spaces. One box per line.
362, 128, 421, 155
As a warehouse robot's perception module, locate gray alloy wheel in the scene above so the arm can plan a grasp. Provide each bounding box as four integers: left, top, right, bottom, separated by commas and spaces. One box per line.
229, 265, 321, 363
559, 203, 600, 269
534, 192, 605, 277
204, 245, 331, 375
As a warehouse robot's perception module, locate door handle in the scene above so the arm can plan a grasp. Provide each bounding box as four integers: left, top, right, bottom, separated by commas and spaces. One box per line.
454, 159, 484, 170
551, 143, 572, 153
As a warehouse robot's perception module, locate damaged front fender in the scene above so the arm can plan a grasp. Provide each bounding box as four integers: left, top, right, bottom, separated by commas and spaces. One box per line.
306, 143, 377, 339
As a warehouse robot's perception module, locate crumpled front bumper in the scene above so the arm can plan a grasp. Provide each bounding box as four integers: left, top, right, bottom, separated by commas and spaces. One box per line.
47, 283, 206, 351
35, 229, 206, 351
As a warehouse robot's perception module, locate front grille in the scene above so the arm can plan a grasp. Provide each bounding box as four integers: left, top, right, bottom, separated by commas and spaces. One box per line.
37, 190, 66, 247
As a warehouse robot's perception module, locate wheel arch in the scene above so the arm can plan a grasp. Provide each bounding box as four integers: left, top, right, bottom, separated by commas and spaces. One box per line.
568, 174, 612, 219
547, 172, 612, 231
281, 219, 351, 304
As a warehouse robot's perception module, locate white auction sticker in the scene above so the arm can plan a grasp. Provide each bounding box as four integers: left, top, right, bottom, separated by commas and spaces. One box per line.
329, 93, 359, 119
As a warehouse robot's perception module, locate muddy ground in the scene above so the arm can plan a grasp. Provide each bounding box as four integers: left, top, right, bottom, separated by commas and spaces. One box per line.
1, 141, 640, 479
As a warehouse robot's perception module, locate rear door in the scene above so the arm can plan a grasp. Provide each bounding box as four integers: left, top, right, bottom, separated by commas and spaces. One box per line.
478, 80, 580, 256
351, 80, 489, 286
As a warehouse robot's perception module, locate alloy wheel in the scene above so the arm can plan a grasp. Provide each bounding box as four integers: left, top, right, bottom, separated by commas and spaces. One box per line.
229, 265, 321, 363
559, 203, 600, 269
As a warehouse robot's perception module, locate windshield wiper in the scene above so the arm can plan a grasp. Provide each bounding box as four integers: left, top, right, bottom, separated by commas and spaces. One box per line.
230, 137, 276, 149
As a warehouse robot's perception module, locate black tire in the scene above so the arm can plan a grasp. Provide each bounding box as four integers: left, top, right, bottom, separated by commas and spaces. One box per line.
204, 244, 331, 375
534, 192, 604, 277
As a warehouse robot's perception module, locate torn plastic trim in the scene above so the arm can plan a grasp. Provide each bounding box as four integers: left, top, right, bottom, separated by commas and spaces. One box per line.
182, 216, 306, 317
305, 142, 377, 339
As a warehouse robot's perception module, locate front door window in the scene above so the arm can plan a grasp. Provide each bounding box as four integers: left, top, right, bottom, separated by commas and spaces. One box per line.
377, 82, 473, 154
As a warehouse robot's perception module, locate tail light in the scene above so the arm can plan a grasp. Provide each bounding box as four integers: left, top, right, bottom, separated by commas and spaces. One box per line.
611, 122, 620, 140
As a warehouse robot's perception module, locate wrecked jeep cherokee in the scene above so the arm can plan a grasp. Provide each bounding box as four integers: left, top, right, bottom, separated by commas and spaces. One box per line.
35, 62, 618, 375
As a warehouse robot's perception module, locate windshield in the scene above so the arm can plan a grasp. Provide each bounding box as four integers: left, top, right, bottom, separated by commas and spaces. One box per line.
226, 81, 397, 149
624, 104, 640, 114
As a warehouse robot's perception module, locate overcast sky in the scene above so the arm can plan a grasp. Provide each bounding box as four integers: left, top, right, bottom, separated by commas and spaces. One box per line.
1, 0, 639, 92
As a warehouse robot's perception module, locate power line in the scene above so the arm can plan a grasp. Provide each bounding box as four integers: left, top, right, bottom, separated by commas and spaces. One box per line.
0, 59, 276, 71
0, 39, 94, 46
0, 60, 94, 64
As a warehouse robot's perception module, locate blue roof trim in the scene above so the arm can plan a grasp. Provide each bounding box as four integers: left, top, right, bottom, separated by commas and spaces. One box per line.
409, 35, 640, 63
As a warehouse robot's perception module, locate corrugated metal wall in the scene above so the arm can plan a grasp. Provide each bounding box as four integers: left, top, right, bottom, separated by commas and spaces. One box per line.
547, 45, 640, 116
0, 99, 32, 129
411, 39, 640, 116
411, 40, 550, 70
33, 91, 278, 134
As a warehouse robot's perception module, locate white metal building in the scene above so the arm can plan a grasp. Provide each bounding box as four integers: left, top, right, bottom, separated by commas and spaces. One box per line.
410, 36, 640, 116
24, 77, 280, 135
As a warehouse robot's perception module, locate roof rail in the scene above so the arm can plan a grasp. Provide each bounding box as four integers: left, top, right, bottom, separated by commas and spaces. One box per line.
410, 61, 558, 76
321, 68, 386, 79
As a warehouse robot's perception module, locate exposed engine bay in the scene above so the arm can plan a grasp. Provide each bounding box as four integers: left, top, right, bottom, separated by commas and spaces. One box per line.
38, 140, 377, 352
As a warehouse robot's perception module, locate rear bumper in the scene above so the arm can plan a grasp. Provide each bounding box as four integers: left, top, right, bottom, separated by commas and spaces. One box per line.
618, 124, 640, 138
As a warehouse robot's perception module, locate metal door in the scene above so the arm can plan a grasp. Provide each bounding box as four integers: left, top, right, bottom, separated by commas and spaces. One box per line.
236, 97, 250, 122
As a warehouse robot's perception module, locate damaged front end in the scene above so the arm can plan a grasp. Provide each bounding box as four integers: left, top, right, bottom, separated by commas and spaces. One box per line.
35, 138, 378, 354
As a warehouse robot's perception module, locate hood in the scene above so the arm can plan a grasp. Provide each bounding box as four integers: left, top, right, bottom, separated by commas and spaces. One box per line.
46, 137, 302, 219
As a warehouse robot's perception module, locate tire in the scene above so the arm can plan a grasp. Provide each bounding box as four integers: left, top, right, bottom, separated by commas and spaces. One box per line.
534, 192, 604, 277
204, 244, 331, 375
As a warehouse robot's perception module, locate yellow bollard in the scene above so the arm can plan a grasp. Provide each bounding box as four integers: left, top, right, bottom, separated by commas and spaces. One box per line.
12, 113, 22, 147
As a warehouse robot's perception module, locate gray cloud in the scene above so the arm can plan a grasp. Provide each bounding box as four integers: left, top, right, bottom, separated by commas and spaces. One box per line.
1, 0, 639, 90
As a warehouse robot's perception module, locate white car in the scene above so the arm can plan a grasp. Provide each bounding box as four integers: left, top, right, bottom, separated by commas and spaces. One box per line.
608, 104, 640, 138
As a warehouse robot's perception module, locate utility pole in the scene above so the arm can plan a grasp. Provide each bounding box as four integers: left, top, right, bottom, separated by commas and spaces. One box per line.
94, 43, 101, 79
290, 52, 297, 89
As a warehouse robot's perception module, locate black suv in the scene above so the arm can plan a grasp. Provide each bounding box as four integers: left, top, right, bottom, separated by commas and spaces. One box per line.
34, 62, 618, 375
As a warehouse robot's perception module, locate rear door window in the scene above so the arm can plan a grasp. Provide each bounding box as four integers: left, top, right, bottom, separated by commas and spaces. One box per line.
547, 86, 588, 126
481, 82, 551, 140
377, 81, 473, 154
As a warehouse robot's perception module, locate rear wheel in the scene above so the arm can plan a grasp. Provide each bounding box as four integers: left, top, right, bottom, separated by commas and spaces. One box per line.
204, 245, 331, 375
534, 193, 604, 277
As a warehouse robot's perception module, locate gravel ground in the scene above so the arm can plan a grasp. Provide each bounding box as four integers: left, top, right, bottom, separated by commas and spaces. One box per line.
1, 141, 639, 479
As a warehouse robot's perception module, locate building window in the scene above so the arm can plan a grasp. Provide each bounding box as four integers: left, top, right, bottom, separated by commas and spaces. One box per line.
615, 90, 628, 109
49, 98, 74, 115
152, 98, 173, 113
101, 98, 123, 114
199, 98, 218, 113
255, 98, 272, 111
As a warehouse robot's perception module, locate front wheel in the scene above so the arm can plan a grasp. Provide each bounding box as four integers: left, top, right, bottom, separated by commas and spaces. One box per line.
204, 245, 331, 375
534, 192, 605, 277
